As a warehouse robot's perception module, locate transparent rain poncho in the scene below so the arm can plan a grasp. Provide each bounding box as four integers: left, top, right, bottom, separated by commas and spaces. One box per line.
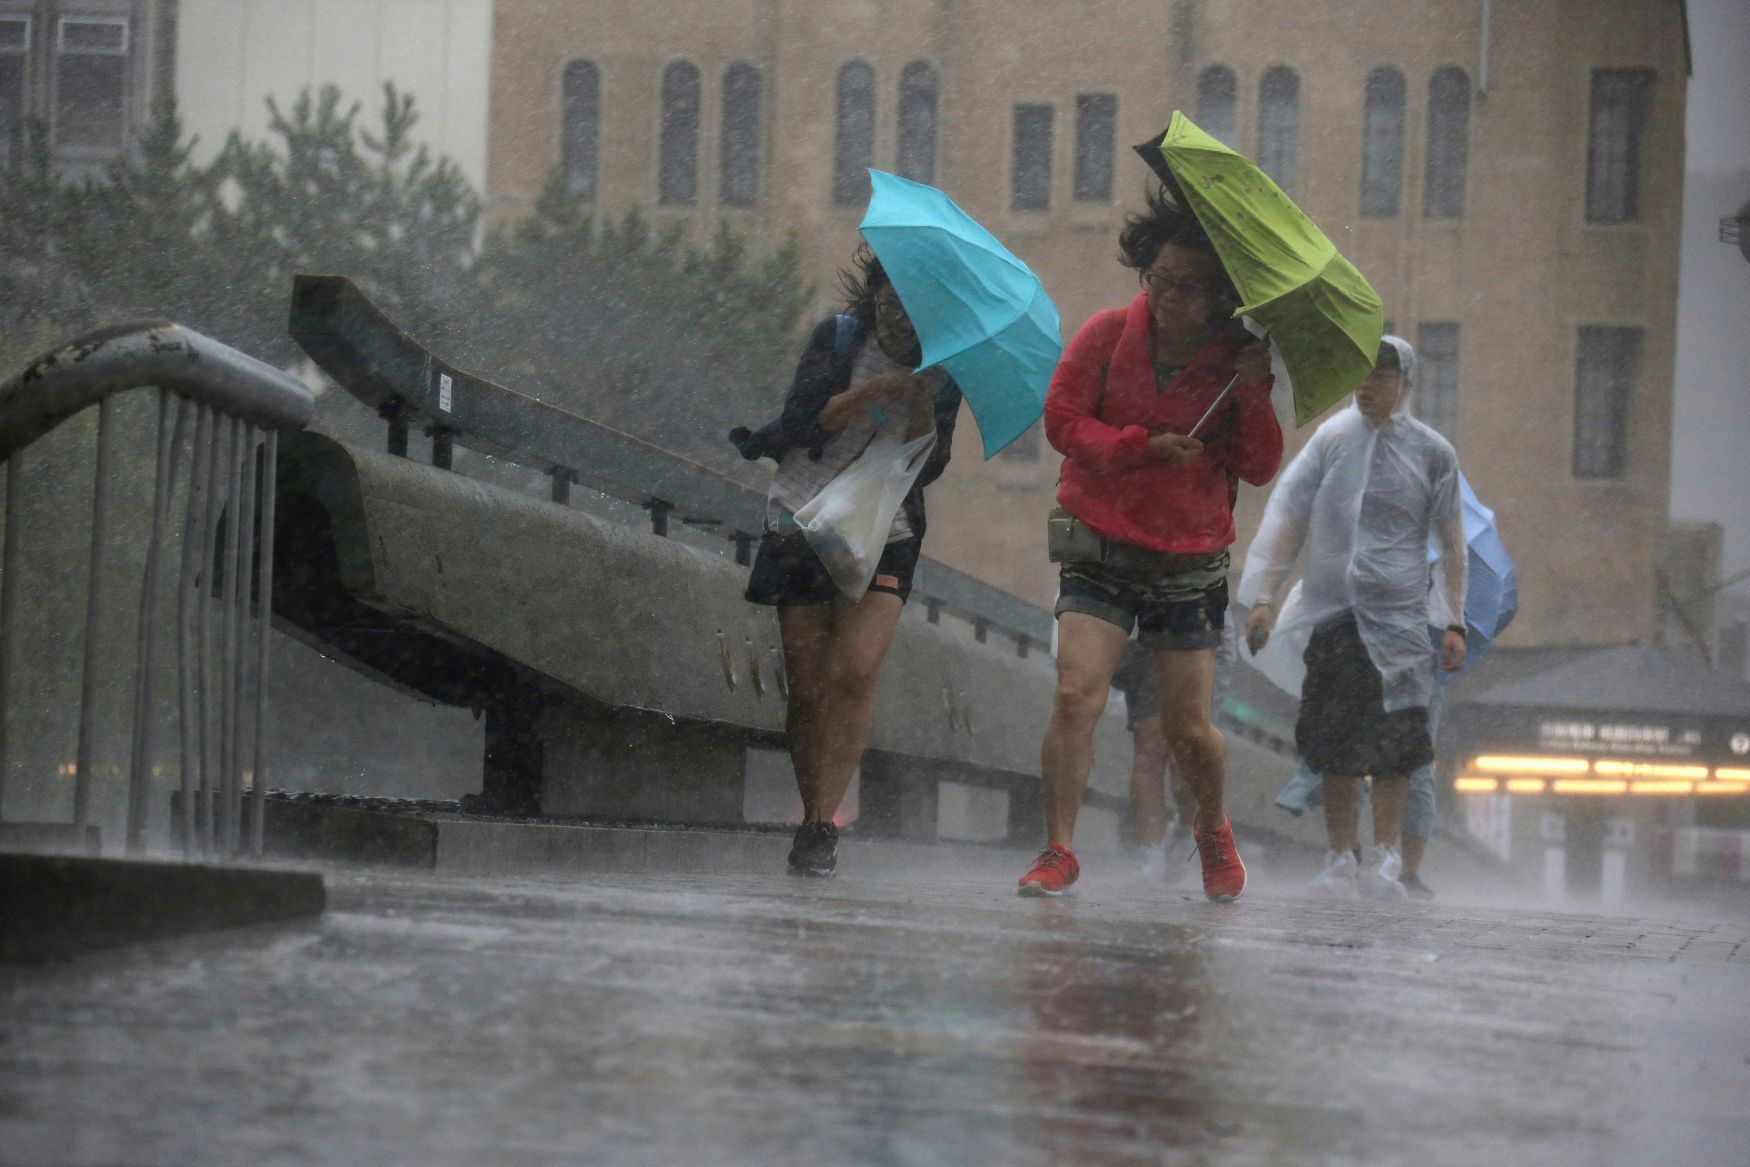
1237, 335, 1467, 712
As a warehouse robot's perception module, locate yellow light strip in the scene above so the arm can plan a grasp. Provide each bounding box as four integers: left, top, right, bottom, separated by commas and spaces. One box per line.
1715, 767, 1750, 781
1629, 780, 1694, 795
1552, 778, 1629, 795
1472, 755, 1591, 775
1697, 781, 1750, 794
1454, 776, 1500, 793
1595, 760, 1709, 779
1505, 778, 1547, 794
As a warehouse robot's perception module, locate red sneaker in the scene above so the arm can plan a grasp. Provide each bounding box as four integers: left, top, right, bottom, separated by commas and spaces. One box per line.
1194, 818, 1246, 902
1017, 846, 1080, 897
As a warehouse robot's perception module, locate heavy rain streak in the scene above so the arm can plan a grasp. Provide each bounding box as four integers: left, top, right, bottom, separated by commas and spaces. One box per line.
0, 2, 1747, 1165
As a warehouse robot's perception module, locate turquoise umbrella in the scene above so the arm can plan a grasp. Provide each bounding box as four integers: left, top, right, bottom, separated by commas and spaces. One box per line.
858, 170, 1062, 458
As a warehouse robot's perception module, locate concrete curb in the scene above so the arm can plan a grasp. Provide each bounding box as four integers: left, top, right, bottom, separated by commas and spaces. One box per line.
0, 854, 326, 964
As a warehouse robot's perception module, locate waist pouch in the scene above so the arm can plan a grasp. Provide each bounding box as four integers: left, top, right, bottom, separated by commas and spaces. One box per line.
1047, 506, 1228, 582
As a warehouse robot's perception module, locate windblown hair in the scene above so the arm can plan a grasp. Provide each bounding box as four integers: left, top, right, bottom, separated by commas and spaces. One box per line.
1117, 184, 1240, 313
837, 242, 892, 333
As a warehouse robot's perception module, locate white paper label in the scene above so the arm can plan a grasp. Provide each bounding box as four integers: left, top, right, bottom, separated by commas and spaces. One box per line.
438, 372, 453, 413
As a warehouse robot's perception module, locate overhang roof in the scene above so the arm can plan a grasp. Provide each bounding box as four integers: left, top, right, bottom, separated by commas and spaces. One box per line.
1449, 643, 1750, 718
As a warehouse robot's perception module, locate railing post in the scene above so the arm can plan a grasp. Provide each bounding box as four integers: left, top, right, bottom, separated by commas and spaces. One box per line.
125, 391, 185, 853
647, 499, 673, 537
734, 533, 756, 566
177, 404, 213, 857
379, 397, 410, 458
72, 398, 118, 828
0, 454, 20, 815
429, 425, 454, 471
549, 467, 574, 505
250, 430, 278, 856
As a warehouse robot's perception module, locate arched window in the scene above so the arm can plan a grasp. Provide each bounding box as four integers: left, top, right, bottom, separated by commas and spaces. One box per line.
1256, 66, 1299, 196
832, 60, 875, 205
560, 59, 599, 198
1360, 66, 1404, 217
658, 61, 700, 205
1424, 66, 1470, 218
1195, 65, 1238, 147
896, 61, 938, 184
720, 62, 762, 207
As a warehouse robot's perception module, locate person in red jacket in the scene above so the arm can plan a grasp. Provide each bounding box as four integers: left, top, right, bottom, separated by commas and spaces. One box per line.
1017, 187, 1280, 902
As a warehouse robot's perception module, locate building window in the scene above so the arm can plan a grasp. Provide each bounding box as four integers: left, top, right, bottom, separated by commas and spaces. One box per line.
1359, 66, 1404, 218
1424, 66, 1470, 219
1073, 93, 1116, 202
1574, 326, 1639, 478
658, 61, 699, 205
1195, 65, 1238, 147
55, 16, 128, 153
896, 61, 937, 184
1586, 70, 1653, 224
832, 60, 875, 205
1011, 103, 1053, 211
720, 62, 761, 207
560, 60, 599, 199
1256, 66, 1299, 196
1415, 323, 1460, 443
0, 16, 28, 170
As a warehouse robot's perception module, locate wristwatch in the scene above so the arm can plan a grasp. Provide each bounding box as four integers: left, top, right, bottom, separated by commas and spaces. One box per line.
1444, 624, 1467, 640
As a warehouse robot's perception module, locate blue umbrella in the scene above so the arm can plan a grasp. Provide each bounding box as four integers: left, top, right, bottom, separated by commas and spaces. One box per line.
858, 170, 1063, 458
1432, 471, 1518, 679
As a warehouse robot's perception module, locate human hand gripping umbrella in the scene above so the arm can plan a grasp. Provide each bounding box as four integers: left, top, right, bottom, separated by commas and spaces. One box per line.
1134, 111, 1386, 425
858, 170, 1063, 457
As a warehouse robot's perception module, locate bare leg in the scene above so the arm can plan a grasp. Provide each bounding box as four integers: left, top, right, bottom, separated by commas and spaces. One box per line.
1128, 716, 1170, 847
1041, 613, 1130, 848
809, 590, 905, 824
1322, 774, 1362, 854
1401, 833, 1428, 873
1371, 774, 1409, 849
778, 604, 836, 822
1153, 648, 1225, 829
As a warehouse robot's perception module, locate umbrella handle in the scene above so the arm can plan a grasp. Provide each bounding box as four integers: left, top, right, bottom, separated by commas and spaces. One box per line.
1187, 373, 1241, 439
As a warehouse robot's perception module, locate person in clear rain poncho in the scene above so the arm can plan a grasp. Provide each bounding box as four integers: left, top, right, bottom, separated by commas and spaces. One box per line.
1237, 335, 1468, 899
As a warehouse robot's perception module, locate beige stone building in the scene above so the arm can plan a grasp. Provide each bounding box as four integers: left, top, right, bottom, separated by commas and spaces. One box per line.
485, 0, 1690, 651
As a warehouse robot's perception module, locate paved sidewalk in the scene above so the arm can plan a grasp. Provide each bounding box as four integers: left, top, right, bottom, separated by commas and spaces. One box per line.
3, 860, 1746, 1166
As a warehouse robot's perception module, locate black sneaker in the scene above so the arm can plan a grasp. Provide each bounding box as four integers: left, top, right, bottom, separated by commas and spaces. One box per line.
1401, 871, 1435, 900
787, 821, 838, 877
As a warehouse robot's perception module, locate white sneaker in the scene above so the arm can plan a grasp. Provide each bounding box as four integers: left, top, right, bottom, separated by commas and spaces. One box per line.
1310, 849, 1359, 898
1139, 841, 1167, 880
1357, 844, 1409, 900
1160, 823, 1198, 885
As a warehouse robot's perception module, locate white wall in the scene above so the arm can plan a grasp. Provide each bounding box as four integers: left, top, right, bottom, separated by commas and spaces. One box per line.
175, 0, 492, 194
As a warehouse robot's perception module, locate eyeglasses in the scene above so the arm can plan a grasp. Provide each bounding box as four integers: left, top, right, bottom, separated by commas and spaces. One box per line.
1141, 271, 1214, 299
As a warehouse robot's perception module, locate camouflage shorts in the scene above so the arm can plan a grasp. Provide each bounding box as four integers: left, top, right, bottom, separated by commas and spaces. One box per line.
1055, 551, 1229, 651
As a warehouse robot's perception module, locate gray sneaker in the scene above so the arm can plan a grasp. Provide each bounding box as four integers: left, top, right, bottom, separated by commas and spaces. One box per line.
1357, 844, 1409, 900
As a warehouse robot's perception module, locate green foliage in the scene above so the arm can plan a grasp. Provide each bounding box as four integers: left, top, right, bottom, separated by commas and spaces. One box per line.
0, 84, 810, 468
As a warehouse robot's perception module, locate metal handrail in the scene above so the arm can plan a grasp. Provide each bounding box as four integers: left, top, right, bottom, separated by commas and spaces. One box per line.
288, 274, 1053, 654
0, 320, 314, 857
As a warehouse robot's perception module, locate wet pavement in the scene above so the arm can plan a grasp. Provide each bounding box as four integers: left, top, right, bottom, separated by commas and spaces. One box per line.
3, 858, 1747, 1167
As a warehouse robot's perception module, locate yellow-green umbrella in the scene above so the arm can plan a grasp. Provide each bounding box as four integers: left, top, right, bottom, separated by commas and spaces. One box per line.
1134, 111, 1384, 425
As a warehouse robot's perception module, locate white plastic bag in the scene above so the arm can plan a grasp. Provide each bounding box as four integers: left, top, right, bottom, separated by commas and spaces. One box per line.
793, 431, 936, 599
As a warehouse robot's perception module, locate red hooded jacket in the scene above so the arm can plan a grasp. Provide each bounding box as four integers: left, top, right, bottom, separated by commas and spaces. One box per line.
1046, 291, 1282, 555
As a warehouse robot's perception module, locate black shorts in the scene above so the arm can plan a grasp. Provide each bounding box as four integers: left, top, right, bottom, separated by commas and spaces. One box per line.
744, 531, 920, 607
1112, 641, 1162, 730
1295, 615, 1432, 777
1055, 556, 1228, 652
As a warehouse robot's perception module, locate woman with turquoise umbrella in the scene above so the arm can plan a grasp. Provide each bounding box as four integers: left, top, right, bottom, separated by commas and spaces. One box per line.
1017, 186, 1278, 903
730, 244, 962, 878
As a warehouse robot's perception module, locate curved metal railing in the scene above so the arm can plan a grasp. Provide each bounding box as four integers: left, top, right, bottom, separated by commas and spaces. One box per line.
287, 274, 1056, 656
0, 320, 315, 857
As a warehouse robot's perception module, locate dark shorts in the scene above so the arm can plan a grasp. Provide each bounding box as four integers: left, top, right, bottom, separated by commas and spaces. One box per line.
1295, 615, 1432, 777
1112, 641, 1162, 730
1055, 555, 1228, 652
744, 530, 920, 607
